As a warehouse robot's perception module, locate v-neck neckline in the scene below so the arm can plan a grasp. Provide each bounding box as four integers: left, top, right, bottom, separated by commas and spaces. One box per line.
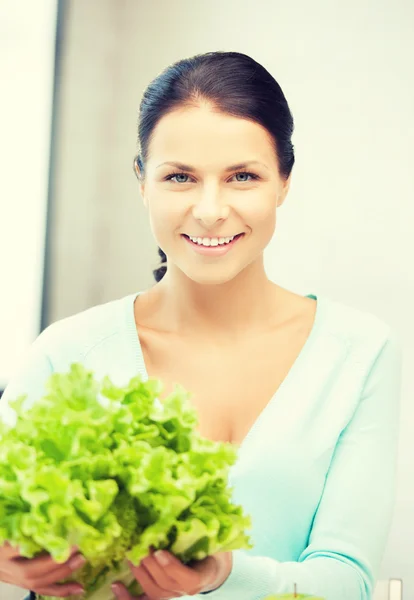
125, 290, 326, 456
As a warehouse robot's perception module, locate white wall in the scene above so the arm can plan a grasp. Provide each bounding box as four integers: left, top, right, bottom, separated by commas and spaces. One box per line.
0, 0, 57, 389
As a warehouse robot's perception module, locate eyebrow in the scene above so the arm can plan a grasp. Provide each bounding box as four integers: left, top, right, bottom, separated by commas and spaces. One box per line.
156, 160, 269, 172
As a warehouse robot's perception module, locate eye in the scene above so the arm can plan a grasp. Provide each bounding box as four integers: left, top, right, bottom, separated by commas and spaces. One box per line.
163, 170, 260, 184
232, 171, 259, 183
164, 172, 192, 184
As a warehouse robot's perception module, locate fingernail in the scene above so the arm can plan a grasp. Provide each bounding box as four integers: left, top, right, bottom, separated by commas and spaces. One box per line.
111, 583, 122, 596
70, 554, 86, 569
154, 550, 169, 566
69, 586, 84, 596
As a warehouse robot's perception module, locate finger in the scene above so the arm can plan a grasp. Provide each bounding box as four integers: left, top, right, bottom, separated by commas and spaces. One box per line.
112, 582, 134, 599
140, 552, 191, 594
10, 548, 81, 580
189, 555, 218, 578
34, 583, 84, 597
30, 553, 86, 588
192, 553, 233, 593
127, 561, 170, 599
188, 555, 219, 591
1, 541, 22, 558
147, 550, 202, 588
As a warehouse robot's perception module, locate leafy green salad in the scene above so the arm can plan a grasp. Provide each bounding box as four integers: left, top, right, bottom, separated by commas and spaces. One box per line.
0, 363, 252, 599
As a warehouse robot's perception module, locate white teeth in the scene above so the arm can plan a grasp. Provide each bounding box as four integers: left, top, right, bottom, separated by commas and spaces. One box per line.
188, 235, 236, 246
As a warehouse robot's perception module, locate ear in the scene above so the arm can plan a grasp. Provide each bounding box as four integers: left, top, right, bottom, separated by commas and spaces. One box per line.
134, 157, 147, 208
277, 174, 292, 207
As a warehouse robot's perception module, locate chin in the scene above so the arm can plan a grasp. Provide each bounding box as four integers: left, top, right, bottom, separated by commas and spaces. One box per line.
180, 265, 246, 286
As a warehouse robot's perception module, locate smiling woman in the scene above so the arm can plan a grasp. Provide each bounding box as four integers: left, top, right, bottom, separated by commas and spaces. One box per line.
0, 50, 403, 600
132, 51, 295, 285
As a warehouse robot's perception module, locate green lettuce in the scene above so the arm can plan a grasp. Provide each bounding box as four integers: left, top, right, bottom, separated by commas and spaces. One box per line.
0, 363, 252, 599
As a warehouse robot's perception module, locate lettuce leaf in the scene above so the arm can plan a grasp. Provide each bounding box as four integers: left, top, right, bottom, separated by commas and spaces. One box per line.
0, 363, 252, 598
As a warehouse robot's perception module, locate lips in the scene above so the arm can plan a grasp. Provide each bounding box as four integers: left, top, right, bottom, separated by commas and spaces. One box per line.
182, 232, 245, 255
183, 233, 243, 242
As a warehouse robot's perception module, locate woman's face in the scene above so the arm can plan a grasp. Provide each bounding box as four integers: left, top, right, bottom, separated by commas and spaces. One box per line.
137, 104, 291, 285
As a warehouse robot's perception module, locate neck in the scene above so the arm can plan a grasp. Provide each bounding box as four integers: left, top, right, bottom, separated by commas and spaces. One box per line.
153, 260, 286, 342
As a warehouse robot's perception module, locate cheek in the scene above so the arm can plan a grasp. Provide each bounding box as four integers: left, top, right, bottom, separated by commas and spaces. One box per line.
149, 208, 170, 234
147, 195, 181, 240
244, 193, 277, 232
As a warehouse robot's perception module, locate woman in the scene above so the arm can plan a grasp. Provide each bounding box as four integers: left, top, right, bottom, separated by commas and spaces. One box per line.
0, 51, 403, 600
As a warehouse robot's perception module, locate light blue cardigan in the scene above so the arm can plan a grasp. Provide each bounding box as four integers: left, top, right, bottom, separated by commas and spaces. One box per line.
1, 291, 403, 600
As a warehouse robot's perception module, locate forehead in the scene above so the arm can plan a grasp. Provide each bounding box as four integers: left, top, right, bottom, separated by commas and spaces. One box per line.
147, 105, 277, 168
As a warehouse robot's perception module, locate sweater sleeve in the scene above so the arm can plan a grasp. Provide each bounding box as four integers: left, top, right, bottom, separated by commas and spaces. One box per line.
0, 329, 54, 426
202, 328, 403, 600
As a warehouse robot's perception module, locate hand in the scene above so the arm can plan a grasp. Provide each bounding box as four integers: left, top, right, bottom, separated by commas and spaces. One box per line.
0, 542, 86, 597
112, 549, 233, 599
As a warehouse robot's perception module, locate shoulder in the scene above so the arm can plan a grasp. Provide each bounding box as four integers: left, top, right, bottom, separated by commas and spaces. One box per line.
319, 293, 402, 366
28, 292, 138, 368
0, 292, 141, 425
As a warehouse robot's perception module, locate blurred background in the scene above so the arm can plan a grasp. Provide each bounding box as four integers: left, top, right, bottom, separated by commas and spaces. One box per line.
0, 0, 413, 597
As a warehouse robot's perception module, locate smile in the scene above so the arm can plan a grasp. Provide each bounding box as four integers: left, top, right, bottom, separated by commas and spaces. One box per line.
182, 233, 245, 255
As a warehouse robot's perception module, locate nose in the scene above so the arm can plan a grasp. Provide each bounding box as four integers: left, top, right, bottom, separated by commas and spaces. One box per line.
192, 188, 230, 228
